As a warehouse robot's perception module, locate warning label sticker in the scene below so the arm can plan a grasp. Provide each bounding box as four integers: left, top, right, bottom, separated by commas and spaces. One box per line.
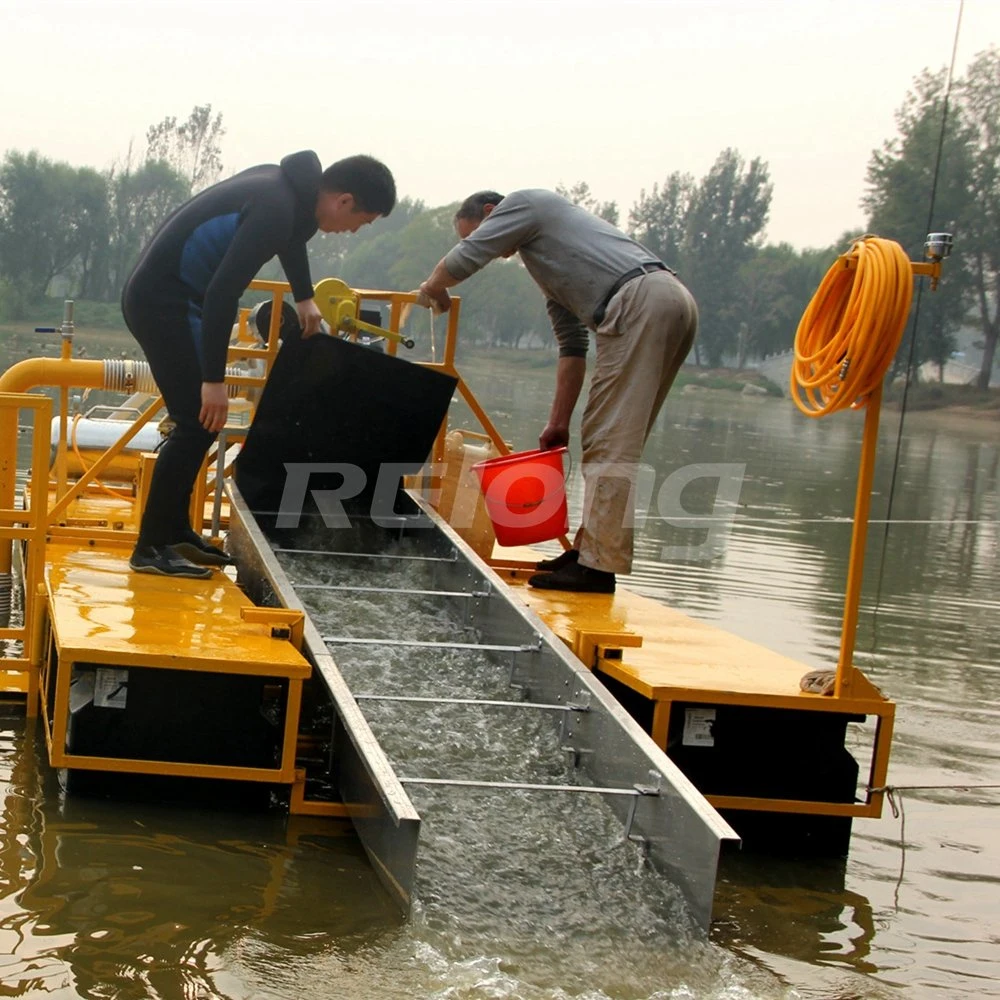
94, 667, 129, 710
682, 707, 716, 747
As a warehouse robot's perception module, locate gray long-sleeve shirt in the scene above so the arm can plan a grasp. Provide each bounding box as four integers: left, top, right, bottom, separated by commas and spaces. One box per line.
443, 189, 665, 357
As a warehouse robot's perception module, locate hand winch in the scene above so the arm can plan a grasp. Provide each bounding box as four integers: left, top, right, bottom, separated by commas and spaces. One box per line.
313, 278, 415, 349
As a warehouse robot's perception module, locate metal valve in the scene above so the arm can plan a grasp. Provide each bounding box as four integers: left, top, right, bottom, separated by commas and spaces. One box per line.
925, 232, 954, 261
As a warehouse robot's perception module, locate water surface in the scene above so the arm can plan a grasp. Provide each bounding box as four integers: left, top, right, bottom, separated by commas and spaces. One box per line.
1, 349, 997, 998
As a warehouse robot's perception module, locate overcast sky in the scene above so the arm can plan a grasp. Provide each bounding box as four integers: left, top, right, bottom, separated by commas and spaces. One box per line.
2, 0, 996, 250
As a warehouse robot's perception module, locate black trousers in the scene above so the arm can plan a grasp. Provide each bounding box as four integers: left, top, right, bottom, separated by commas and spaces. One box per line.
121, 275, 216, 548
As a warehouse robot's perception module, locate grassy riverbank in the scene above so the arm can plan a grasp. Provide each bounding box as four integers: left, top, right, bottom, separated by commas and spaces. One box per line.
458, 347, 786, 395
884, 380, 1000, 415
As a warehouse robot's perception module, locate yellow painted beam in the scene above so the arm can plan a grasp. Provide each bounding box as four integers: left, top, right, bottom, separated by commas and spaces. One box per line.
48, 751, 295, 784
707, 795, 882, 818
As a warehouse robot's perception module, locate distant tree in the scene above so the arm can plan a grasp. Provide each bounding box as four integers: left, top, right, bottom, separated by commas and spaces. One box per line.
325, 203, 550, 349
734, 243, 812, 365
461, 259, 551, 349
323, 229, 401, 290
628, 173, 695, 267
864, 67, 975, 381
146, 104, 224, 192
71, 168, 112, 301
555, 180, 619, 226
958, 46, 1000, 388
309, 196, 426, 281
751, 245, 835, 364
325, 204, 456, 292
628, 152, 771, 367
683, 149, 772, 367
103, 153, 191, 299
0, 151, 109, 302
387, 206, 460, 289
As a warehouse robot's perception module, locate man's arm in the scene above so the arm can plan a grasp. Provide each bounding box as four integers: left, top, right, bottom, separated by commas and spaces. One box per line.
278, 241, 323, 336
540, 356, 586, 449
200, 193, 290, 381
540, 299, 589, 448
196, 193, 292, 432
420, 193, 537, 312
419, 258, 462, 313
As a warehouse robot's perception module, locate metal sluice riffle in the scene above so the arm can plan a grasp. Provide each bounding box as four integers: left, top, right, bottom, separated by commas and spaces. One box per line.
227, 483, 737, 932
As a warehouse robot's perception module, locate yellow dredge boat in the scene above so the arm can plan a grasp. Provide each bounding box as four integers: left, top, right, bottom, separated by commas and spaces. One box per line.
0, 241, 946, 931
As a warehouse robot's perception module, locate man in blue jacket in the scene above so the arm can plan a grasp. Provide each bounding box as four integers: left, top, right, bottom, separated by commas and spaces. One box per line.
123, 151, 395, 578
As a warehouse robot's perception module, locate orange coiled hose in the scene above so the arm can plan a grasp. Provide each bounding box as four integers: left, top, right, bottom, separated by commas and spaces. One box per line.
790, 237, 913, 417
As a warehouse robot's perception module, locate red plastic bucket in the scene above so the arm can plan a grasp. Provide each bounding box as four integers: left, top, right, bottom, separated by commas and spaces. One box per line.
472, 446, 569, 547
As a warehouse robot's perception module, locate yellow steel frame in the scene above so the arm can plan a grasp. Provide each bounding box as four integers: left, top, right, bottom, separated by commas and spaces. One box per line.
289, 767, 351, 818
832, 254, 944, 700
0, 270, 909, 821
37, 602, 309, 784
592, 644, 895, 819
0, 281, 313, 790
492, 561, 896, 821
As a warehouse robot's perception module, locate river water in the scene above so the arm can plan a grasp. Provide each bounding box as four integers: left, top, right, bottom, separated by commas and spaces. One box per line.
0, 348, 997, 999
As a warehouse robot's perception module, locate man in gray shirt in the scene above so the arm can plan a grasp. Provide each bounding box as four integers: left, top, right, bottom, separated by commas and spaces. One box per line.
420, 189, 698, 593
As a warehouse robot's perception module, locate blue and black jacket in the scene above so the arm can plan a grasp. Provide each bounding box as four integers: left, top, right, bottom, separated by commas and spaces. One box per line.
125, 150, 320, 382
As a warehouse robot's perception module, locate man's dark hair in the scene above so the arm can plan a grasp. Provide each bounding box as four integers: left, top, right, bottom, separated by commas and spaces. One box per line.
321, 155, 396, 215
455, 190, 505, 223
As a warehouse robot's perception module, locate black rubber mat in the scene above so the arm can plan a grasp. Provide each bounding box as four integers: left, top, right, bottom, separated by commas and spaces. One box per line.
235, 330, 457, 515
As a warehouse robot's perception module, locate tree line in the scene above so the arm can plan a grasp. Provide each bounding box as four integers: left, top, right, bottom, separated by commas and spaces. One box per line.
865, 47, 1000, 389
0, 106, 223, 314
1, 49, 998, 388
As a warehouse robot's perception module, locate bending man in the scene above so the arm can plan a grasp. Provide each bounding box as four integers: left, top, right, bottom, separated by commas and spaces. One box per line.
123, 151, 395, 578
420, 189, 697, 593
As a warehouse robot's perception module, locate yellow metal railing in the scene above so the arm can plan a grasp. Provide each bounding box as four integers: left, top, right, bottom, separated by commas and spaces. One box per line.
0, 393, 53, 707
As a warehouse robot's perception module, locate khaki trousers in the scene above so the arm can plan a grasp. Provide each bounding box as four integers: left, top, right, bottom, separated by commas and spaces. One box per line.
576, 270, 698, 574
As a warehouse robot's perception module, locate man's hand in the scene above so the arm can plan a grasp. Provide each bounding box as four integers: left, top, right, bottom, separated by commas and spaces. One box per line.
539, 422, 570, 450
419, 282, 451, 314
200, 382, 229, 434
296, 297, 324, 337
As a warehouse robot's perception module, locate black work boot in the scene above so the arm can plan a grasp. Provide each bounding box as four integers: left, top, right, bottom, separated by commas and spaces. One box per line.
129, 545, 213, 579
528, 561, 616, 594
535, 548, 579, 572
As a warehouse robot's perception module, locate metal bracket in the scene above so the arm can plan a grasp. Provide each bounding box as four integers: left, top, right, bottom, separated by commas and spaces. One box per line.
241, 606, 305, 649
561, 745, 595, 769
623, 771, 663, 842
559, 690, 592, 743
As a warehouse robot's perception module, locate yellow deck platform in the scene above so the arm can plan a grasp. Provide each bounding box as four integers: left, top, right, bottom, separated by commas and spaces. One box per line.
44, 542, 308, 676
492, 547, 894, 819
36, 542, 309, 785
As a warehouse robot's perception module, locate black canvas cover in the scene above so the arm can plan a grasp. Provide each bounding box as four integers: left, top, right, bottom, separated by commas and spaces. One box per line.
234, 330, 457, 515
